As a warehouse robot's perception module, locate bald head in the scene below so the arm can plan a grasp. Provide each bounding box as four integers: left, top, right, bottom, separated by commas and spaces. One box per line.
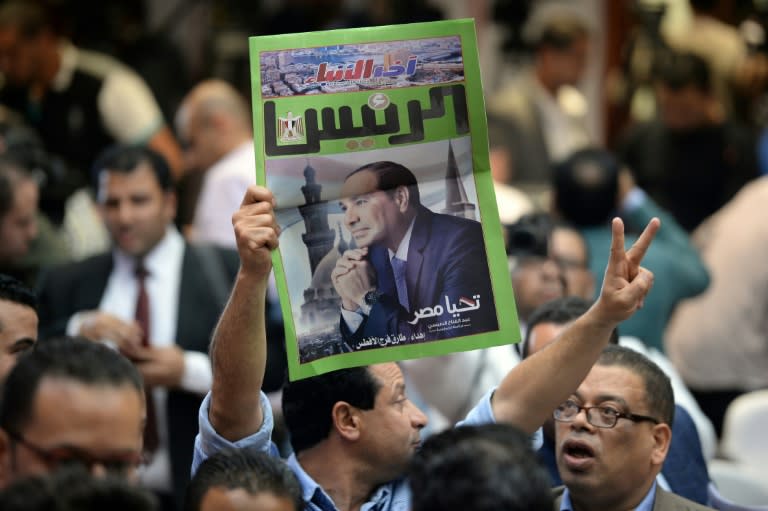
176, 80, 252, 171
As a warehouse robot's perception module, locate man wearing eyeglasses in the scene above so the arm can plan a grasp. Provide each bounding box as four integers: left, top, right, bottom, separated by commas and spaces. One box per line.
553, 344, 714, 511
0, 337, 145, 488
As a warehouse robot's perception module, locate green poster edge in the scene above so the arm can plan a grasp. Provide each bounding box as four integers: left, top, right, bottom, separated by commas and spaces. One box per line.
249, 19, 520, 381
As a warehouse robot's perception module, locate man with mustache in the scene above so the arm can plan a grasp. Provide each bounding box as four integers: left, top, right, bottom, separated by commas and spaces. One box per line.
193, 183, 660, 511
553, 345, 714, 510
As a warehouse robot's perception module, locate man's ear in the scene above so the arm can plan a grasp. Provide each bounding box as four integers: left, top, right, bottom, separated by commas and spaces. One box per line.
393, 186, 410, 213
0, 428, 14, 488
331, 402, 362, 442
650, 423, 672, 467
163, 189, 178, 223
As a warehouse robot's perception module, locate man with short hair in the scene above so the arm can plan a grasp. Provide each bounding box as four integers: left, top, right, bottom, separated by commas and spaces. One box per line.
505, 212, 566, 328
487, 7, 593, 188
0, 273, 37, 381
175, 81, 286, 392
332, 161, 497, 348
185, 449, 302, 511
408, 423, 553, 511
619, 51, 757, 232
0, 158, 38, 268
524, 297, 712, 505
0, 154, 71, 288
175, 79, 255, 248
552, 147, 710, 352
0, 463, 158, 511
0, 1, 183, 183
192, 183, 660, 511
36, 145, 240, 509
553, 345, 714, 510
0, 337, 145, 488
549, 224, 594, 300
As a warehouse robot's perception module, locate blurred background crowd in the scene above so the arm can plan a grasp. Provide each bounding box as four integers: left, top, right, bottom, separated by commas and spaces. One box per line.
0, 0, 768, 509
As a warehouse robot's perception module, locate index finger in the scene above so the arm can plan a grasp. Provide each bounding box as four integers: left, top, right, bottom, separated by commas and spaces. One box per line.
240, 185, 276, 208
626, 217, 660, 266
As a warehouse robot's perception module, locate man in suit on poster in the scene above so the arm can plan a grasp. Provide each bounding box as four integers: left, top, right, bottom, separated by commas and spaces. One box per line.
331, 161, 497, 350
35, 146, 239, 510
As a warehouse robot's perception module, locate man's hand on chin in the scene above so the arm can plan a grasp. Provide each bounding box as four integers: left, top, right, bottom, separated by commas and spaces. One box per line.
333, 248, 376, 311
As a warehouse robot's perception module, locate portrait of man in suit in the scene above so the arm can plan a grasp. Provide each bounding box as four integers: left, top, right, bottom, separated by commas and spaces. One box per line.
331, 160, 498, 351
36, 145, 240, 510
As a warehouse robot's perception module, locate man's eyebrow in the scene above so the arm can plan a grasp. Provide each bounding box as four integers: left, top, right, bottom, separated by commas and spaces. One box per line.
10, 338, 35, 350
593, 393, 630, 408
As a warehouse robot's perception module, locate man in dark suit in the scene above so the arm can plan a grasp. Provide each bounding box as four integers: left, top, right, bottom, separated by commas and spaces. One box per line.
331, 161, 497, 350
36, 146, 239, 510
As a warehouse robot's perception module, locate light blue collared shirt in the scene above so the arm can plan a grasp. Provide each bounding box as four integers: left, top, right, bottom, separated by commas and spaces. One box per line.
559, 481, 657, 511
192, 387, 540, 511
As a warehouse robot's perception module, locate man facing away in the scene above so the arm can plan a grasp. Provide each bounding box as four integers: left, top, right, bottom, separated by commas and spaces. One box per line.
332, 161, 497, 349
185, 449, 302, 511
191, 183, 660, 511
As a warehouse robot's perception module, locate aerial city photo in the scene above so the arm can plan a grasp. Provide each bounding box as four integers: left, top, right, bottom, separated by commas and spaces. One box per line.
259, 36, 465, 97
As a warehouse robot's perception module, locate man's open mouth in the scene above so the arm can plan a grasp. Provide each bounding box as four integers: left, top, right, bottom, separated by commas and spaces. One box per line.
562, 438, 596, 471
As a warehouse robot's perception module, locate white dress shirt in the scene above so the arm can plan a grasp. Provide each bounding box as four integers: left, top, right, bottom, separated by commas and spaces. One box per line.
67, 226, 212, 492
193, 141, 255, 248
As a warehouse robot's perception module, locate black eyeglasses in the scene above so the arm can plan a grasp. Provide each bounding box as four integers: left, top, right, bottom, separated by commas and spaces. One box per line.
554, 399, 660, 429
6, 429, 144, 476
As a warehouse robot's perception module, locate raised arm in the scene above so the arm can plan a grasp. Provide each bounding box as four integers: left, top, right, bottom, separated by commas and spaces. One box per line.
208, 185, 279, 441
492, 217, 660, 433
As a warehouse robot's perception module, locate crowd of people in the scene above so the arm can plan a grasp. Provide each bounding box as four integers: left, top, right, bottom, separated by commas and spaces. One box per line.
0, 0, 765, 510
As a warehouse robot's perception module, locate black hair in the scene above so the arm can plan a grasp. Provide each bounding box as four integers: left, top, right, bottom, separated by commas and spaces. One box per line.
282, 366, 380, 453
0, 273, 37, 311
185, 449, 302, 511
0, 156, 36, 220
505, 211, 553, 258
653, 50, 712, 93
523, 296, 619, 358
532, 14, 590, 51
0, 463, 158, 511
346, 161, 421, 207
597, 345, 675, 426
91, 145, 173, 194
553, 147, 620, 227
409, 423, 553, 511
689, 0, 718, 13
0, 337, 143, 435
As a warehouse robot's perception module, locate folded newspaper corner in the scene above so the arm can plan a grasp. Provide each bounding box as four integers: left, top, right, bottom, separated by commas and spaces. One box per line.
248, 18, 520, 380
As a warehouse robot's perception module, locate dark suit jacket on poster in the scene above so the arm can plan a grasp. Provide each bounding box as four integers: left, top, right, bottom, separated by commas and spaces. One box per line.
552, 486, 716, 510
341, 206, 498, 350
35, 242, 240, 507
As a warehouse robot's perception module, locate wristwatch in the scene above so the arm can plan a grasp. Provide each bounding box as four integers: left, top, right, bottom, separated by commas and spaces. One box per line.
360, 289, 380, 315
364, 289, 381, 307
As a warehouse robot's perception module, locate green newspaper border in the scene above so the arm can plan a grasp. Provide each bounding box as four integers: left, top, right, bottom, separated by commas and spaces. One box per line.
249, 19, 520, 380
